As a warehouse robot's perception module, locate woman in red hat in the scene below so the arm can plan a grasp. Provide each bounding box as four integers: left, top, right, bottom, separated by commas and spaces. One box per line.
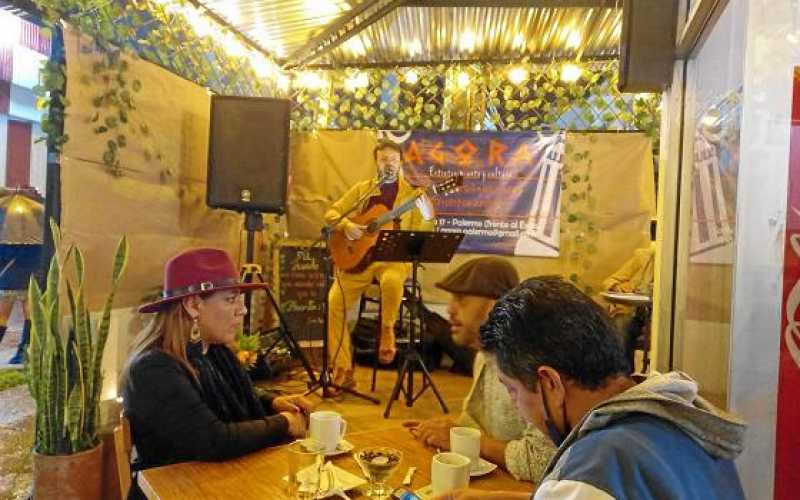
120, 248, 313, 492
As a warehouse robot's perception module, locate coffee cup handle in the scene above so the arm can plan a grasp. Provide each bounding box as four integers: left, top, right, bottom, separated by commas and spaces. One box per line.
339, 419, 347, 440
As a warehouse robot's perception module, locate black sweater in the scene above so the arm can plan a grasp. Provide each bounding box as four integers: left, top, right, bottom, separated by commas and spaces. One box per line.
122, 346, 290, 473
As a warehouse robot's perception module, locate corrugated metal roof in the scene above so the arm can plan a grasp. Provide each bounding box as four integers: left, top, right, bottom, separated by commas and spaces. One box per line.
319, 4, 622, 66
197, 1, 622, 67
197, 0, 363, 59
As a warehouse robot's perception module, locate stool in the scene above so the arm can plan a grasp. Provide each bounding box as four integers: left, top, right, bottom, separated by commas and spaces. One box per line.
355, 278, 418, 391
356, 280, 382, 391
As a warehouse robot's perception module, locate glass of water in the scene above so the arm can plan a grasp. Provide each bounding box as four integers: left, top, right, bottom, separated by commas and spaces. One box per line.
287, 439, 334, 499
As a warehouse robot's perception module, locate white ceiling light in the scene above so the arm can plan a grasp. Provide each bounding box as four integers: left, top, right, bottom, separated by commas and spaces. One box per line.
407, 38, 422, 57
345, 37, 367, 56
565, 30, 582, 49
460, 31, 476, 52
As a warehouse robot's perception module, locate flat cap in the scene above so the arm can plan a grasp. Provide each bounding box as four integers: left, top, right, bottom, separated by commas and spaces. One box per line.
435, 257, 520, 299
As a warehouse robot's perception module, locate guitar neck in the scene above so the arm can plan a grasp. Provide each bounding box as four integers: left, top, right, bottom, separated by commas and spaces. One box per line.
373, 194, 421, 227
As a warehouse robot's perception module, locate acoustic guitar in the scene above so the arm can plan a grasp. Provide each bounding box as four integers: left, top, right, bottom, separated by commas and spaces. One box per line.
330, 175, 463, 272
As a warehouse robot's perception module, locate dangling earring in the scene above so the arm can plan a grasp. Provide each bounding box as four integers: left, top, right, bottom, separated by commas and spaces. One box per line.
190, 316, 201, 343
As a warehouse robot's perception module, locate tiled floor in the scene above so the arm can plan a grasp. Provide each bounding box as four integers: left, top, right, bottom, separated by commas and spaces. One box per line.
0, 385, 34, 500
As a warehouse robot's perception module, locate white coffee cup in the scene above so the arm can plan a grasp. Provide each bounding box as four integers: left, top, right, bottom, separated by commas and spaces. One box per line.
431, 452, 471, 495
450, 427, 481, 471
309, 411, 347, 453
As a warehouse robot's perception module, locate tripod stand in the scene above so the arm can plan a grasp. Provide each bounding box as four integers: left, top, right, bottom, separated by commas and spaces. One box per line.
239, 211, 317, 385
303, 183, 385, 403
303, 234, 380, 403
372, 230, 464, 418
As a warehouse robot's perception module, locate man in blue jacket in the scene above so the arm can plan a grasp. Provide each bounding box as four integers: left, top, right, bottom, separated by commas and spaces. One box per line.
434, 276, 746, 500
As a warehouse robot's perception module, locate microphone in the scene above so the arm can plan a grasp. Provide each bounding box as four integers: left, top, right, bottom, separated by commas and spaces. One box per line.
377, 170, 397, 185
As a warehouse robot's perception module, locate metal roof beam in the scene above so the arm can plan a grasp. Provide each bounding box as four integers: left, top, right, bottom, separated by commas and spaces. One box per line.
286, 0, 405, 68
304, 53, 617, 70
189, 0, 277, 60
404, 0, 618, 7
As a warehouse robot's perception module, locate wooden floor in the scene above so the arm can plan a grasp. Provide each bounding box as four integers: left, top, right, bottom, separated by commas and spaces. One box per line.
259, 362, 473, 433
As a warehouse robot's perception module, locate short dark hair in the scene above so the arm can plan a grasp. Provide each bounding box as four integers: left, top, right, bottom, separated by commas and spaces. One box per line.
373, 139, 403, 160
480, 276, 630, 390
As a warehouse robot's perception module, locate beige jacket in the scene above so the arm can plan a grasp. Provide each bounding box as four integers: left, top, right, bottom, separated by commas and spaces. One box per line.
456, 352, 555, 482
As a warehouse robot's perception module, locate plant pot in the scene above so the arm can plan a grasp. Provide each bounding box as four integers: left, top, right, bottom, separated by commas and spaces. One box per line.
33, 442, 104, 499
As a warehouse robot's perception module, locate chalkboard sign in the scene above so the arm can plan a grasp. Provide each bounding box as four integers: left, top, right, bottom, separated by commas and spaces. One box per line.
274, 240, 327, 343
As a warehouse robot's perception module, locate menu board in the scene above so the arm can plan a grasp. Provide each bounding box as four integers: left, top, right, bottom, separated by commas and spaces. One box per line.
274, 240, 327, 343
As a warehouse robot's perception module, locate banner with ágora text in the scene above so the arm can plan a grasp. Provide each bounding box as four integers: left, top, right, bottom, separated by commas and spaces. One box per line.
386, 130, 565, 257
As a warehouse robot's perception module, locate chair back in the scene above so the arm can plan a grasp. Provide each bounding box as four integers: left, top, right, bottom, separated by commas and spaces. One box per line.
114, 410, 132, 499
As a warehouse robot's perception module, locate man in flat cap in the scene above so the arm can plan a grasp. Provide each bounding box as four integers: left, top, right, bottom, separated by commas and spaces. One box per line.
405, 257, 554, 483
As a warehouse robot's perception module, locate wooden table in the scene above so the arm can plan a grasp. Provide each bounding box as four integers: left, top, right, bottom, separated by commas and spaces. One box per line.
139, 427, 533, 499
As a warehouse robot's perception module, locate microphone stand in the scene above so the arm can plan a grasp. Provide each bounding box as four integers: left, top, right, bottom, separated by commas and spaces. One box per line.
305, 177, 384, 403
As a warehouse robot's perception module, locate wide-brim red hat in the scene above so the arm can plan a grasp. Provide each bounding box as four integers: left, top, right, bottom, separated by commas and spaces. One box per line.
139, 248, 268, 313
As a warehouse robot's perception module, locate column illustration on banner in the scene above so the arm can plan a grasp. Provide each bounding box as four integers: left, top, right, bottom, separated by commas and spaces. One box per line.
689, 90, 742, 264
514, 135, 564, 256
383, 130, 564, 257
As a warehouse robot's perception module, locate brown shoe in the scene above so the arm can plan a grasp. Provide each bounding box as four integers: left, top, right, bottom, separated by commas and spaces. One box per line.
328, 368, 356, 396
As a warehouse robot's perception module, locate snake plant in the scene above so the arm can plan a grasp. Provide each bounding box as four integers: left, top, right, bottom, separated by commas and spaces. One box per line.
27, 219, 129, 454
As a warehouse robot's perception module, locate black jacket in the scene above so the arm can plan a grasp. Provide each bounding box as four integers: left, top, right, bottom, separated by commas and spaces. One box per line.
122, 345, 289, 474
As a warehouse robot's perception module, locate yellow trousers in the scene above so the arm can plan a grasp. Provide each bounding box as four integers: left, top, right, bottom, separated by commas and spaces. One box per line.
327, 261, 410, 371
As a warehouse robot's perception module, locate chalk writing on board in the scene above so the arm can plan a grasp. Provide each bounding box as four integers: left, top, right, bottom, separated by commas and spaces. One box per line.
276, 243, 326, 342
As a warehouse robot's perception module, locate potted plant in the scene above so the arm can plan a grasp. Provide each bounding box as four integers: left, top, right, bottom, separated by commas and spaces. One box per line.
26, 219, 128, 498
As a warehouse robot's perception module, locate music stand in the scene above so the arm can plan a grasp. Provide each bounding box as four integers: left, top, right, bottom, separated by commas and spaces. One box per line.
372, 230, 464, 418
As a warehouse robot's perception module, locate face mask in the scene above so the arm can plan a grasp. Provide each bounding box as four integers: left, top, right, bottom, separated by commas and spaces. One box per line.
540, 377, 570, 446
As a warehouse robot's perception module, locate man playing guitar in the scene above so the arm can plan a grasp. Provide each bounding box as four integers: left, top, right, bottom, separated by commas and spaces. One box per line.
325, 139, 435, 393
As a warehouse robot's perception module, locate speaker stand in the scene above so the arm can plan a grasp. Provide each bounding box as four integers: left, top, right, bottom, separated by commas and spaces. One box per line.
240, 211, 317, 386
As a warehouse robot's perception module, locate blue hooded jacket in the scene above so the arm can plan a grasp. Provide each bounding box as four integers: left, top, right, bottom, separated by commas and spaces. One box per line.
533, 372, 747, 500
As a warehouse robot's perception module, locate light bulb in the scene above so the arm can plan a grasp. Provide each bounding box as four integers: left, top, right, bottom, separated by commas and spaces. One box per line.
560, 63, 582, 83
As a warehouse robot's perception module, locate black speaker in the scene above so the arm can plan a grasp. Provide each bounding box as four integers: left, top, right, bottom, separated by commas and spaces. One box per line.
207, 95, 290, 213
618, 0, 678, 93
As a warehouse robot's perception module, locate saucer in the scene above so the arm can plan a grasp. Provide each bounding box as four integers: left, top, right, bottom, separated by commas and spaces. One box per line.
322, 439, 354, 456
470, 457, 498, 477
415, 484, 435, 500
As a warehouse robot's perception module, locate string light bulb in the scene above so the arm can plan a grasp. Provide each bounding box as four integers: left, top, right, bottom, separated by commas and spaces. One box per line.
457, 71, 470, 89
560, 63, 582, 83
296, 71, 328, 90
404, 69, 419, 85
276, 74, 290, 92
508, 66, 529, 85
344, 72, 369, 91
